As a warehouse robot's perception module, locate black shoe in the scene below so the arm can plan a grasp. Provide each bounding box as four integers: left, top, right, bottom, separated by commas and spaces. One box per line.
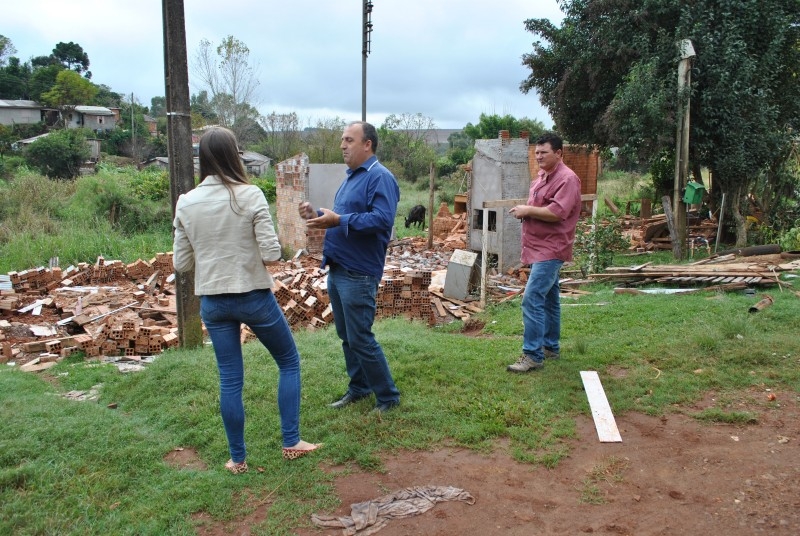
328, 392, 369, 409
373, 400, 399, 414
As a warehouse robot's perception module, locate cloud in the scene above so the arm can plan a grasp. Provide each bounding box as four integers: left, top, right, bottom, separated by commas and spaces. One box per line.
4, 0, 563, 129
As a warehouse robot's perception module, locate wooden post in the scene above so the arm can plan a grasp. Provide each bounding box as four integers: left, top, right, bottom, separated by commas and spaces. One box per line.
662, 195, 680, 258
428, 162, 434, 250
163, 0, 202, 349
672, 39, 695, 260
480, 207, 488, 308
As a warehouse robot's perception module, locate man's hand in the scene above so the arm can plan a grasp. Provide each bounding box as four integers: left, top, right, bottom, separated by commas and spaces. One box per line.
306, 208, 341, 229
509, 205, 530, 220
298, 201, 316, 220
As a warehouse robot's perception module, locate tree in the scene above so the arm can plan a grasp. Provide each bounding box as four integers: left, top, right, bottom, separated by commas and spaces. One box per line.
304, 117, 347, 164
0, 56, 32, 99
93, 85, 123, 108
0, 35, 17, 67
52, 42, 90, 76
463, 113, 545, 141
520, 0, 800, 246
190, 90, 218, 126
192, 36, 261, 144
377, 113, 437, 182
257, 111, 302, 162
150, 96, 166, 117
28, 64, 63, 102
25, 129, 90, 180
41, 69, 98, 108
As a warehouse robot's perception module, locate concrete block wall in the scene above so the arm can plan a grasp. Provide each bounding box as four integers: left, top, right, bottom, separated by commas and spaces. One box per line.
468, 131, 531, 272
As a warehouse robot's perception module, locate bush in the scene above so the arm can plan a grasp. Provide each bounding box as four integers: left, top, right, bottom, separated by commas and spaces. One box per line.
24, 129, 91, 180
779, 225, 800, 252
573, 216, 631, 276
252, 176, 276, 203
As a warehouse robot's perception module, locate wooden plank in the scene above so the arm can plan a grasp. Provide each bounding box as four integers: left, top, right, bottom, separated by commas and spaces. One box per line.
432, 297, 447, 317
580, 371, 622, 443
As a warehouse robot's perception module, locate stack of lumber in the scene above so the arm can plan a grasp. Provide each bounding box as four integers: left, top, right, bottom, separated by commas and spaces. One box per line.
590, 256, 800, 289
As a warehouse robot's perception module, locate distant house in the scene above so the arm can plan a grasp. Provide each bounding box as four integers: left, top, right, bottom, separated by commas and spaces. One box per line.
240, 151, 271, 175
142, 115, 158, 136
64, 105, 117, 132
0, 100, 44, 126
143, 149, 270, 177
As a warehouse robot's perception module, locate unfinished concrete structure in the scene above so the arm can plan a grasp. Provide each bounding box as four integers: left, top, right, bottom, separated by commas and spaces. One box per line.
275, 153, 347, 255
467, 131, 531, 272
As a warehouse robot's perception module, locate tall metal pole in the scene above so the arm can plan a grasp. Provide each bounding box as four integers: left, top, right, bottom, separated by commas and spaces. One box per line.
672, 39, 695, 260
163, 0, 202, 349
362, 1, 373, 122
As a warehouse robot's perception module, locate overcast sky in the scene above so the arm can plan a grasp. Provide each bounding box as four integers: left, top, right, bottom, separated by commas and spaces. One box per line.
5, 0, 564, 129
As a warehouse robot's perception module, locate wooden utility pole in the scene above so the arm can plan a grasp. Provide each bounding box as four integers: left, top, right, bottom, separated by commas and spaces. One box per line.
672, 39, 696, 260
162, 0, 202, 348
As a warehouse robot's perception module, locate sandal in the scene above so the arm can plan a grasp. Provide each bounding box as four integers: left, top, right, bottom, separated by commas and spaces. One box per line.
282, 441, 322, 460
224, 459, 248, 474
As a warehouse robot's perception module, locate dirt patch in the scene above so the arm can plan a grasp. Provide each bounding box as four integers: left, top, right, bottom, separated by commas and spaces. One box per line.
283, 390, 799, 536
164, 447, 208, 471
460, 318, 486, 335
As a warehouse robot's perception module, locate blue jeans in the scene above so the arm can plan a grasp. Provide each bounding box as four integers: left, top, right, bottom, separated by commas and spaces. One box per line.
521, 259, 564, 363
327, 264, 400, 405
200, 289, 301, 462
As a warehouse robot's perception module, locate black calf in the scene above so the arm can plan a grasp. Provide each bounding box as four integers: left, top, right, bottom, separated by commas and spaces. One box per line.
404, 204, 426, 228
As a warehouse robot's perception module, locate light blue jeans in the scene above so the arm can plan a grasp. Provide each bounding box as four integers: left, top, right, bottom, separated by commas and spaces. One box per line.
327, 264, 400, 406
521, 259, 564, 363
200, 289, 301, 462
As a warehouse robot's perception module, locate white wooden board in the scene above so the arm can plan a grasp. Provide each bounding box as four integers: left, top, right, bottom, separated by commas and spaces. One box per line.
580, 370, 622, 443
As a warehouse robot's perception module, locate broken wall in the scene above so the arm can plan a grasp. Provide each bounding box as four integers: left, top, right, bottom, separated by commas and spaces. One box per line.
468, 131, 531, 272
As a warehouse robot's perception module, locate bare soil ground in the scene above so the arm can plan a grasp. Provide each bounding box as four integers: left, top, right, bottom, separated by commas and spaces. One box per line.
183, 387, 799, 536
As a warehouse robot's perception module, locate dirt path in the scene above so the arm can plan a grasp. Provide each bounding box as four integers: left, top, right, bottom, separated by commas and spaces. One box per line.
288, 389, 799, 536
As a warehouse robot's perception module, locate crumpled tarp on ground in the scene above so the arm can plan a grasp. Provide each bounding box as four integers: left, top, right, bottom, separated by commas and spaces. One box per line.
311, 485, 475, 535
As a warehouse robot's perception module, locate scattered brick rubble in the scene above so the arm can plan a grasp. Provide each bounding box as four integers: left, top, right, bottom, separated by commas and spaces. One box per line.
1, 210, 514, 371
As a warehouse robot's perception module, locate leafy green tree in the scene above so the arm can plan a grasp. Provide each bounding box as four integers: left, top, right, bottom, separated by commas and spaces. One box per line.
150, 96, 166, 117
377, 113, 437, 182
28, 64, 63, 102
52, 42, 90, 76
0, 35, 17, 67
257, 111, 302, 162
190, 90, 218, 125
303, 117, 346, 164
0, 56, 32, 99
41, 69, 97, 107
463, 113, 545, 141
25, 128, 90, 179
93, 84, 123, 107
520, 0, 800, 247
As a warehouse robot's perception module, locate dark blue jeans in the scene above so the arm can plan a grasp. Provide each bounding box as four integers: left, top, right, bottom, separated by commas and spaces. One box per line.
200, 289, 301, 462
521, 259, 564, 363
327, 264, 400, 406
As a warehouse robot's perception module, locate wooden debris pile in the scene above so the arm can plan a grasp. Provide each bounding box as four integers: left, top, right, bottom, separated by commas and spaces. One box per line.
589, 255, 800, 290
623, 212, 717, 252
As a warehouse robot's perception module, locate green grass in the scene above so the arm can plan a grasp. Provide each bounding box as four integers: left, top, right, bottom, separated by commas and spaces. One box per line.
2, 286, 799, 534
2, 167, 799, 534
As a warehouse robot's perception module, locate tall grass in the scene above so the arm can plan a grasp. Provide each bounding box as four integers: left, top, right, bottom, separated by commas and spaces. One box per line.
0, 167, 173, 272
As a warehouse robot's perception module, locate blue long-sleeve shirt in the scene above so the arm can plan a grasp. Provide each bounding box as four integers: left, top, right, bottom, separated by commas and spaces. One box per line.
321, 155, 400, 279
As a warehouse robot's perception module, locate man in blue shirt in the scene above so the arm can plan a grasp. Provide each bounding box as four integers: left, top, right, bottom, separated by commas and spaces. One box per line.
299, 121, 401, 413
